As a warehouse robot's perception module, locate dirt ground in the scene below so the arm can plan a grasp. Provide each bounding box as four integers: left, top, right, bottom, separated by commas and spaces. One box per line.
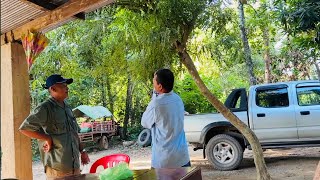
32, 143, 320, 180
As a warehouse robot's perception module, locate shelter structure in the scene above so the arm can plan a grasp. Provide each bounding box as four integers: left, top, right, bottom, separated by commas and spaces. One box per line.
1, 0, 114, 179
73, 105, 113, 119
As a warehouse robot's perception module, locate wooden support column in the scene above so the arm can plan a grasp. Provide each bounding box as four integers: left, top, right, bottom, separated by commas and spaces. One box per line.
1, 42, 32, 179
314, 161, 320, 180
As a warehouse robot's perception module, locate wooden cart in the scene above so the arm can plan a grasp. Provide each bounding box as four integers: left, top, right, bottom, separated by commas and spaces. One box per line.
78, 120, 118, 150
73, 105, 119, 150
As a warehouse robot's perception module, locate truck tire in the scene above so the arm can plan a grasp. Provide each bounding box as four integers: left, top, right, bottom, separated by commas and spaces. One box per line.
206, 134, 243, 171
98, 135, 109, 150
137, 129, 151, 147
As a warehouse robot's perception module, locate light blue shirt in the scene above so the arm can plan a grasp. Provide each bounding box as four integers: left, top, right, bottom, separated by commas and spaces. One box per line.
141, 91, 190, 168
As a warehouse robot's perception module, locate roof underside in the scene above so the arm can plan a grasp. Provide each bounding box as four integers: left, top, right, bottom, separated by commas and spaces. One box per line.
1, 0, 114, 40
1, 0, 46, 34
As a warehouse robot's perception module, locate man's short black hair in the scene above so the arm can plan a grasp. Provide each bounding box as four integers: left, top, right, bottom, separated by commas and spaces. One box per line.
155, 68, 174, 92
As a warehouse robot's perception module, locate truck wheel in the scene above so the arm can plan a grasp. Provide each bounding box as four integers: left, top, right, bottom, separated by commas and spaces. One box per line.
99, 135, 109, 150
206, 134, 243, 171
137, 129, 151, 147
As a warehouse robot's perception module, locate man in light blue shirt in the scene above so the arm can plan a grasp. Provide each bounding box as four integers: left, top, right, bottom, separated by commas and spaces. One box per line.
141, 68, 190, 168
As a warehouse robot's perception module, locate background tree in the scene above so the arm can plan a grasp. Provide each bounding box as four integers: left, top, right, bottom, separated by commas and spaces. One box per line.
274, 0, 320, 81
238, 0, 257, 85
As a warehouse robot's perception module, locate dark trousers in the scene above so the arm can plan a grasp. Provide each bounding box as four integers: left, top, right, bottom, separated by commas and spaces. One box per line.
182, 161, 191, 167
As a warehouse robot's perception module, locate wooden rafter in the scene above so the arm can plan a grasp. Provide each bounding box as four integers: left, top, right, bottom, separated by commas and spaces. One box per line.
1, 0, 114, 45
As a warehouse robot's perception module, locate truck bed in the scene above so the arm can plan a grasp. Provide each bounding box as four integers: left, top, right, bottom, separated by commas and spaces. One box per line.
78, 121, 117, 142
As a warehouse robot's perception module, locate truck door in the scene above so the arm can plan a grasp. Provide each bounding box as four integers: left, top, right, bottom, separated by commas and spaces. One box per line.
294, 83, 320, 140
250, 84, 298, 142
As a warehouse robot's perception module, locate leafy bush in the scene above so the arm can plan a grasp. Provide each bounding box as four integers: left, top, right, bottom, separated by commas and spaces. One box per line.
127, 125, 144, 141
175, 75, 218, 114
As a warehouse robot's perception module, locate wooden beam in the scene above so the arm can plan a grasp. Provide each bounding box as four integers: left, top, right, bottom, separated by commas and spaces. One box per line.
1, 34, 7, 45
1, 42, 32, 179
1, 0, 114, 45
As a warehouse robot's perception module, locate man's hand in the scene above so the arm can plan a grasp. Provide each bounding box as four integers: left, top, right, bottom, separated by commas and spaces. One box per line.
43, 136, 53, 152
81, 151, 90, 165
19, 130, 53, 152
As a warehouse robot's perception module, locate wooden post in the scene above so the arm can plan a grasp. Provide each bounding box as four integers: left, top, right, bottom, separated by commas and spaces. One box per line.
1, 42, 33, 179
314, 161, 320, 180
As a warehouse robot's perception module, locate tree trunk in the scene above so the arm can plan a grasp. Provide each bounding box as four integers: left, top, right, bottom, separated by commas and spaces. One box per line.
292, 60, 298, 81
132, 92, 141, 127
174, 42, 271, 180
123, 75, 133, 140
101, 81, 107, 121
238, 0, 257, 85
314, 54, 320, 80
101, 82, 106, 107
263, 27, 271, 83
315, 63, 320, 80
105, 76, 114, 114
129, 84, 135, 127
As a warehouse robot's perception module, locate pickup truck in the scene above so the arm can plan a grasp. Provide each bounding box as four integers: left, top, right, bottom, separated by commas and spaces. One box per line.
184, 80, 320, 170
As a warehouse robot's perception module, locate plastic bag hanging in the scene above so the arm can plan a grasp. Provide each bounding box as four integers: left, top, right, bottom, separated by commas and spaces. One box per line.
21, 29, 49, 72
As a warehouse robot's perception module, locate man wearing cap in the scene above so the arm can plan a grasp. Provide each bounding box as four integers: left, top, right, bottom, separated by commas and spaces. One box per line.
19, 74, 90, 179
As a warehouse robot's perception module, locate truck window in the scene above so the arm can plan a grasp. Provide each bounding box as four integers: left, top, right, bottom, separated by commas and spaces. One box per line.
224, 88, 248, 111
296, 86, 320, 106
256, 88, 289, 108
229, 91, 242, 109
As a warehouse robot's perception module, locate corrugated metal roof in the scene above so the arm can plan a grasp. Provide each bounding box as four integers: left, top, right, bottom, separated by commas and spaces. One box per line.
1, 0, 46, 34
1, 0, 114, 35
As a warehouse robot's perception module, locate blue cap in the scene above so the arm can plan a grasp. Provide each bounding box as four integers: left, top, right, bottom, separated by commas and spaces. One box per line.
43, 74, 73, 89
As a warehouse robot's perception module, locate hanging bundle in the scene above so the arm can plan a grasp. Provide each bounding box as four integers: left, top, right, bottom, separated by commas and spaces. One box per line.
21, 29, 49, 72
